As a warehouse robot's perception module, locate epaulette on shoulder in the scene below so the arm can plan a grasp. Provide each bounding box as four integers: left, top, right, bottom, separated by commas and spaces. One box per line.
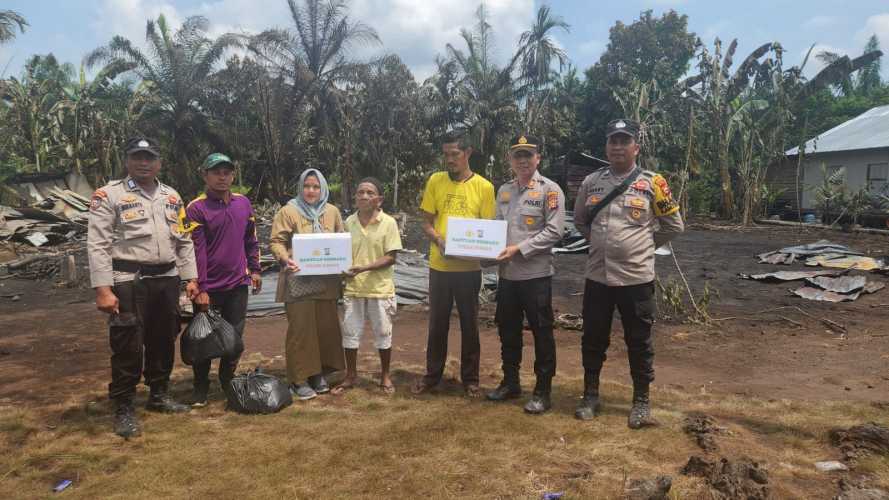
640, 170, 656, 178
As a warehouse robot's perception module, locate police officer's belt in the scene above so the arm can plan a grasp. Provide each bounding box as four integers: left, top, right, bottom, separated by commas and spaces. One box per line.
112, 259, 176, 276
586, 166, 642, 221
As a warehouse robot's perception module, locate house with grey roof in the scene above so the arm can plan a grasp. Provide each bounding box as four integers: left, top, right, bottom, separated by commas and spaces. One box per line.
770, 104, 889, 213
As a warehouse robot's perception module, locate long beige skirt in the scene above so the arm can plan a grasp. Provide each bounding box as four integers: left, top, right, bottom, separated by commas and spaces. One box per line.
284, 299, 345, 382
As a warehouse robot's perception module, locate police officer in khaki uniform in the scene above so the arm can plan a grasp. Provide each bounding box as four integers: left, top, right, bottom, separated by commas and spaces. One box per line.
486, 134, 565, 414
88, 136, 199, 438
572, 119, 683, 428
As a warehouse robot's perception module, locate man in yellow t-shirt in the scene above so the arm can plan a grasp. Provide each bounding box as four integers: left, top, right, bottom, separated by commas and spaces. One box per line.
334, 177, 403, 395
412, 132, 496, 397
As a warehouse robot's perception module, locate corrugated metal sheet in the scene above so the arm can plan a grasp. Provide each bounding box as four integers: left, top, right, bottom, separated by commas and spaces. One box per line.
786, 105, 889, 155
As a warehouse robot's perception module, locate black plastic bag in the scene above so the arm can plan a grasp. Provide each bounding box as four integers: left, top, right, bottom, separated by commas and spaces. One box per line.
181, 309, 244, 366
226, 368, 293, 414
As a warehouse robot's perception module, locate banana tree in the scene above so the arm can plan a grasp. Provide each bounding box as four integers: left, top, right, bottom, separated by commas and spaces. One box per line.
0, 76, 63, 172
50, 61, 136, 180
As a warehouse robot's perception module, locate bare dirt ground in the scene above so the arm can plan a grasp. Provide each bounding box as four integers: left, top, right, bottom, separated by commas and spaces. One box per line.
2, 221, 889, 498
2, 221, 888, 408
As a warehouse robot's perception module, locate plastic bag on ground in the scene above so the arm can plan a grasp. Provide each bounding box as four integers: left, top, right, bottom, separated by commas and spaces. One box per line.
181, 309, 244, 366
226, 367, 293, 414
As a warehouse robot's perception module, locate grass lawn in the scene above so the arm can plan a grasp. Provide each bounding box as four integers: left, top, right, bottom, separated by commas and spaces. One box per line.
2, 354, 888, 499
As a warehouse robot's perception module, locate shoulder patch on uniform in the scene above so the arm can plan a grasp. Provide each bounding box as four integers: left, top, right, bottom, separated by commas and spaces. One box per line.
546, 190, 559, 209
90, 189, 108, 211
499, 190, 511, 202
653, 175, 672, 197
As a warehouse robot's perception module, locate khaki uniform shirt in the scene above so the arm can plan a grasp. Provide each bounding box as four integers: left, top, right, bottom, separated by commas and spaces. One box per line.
573, 166, 684, 286
496, 171, 565, 281
87, 176, 197, 288
269, 203, 345, 302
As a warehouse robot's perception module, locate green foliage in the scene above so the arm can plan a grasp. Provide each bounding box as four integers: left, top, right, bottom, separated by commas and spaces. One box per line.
0, 1, 885, 219
813, 164, 847, 224
845, 187, 871, 226
581, 10, 699, 157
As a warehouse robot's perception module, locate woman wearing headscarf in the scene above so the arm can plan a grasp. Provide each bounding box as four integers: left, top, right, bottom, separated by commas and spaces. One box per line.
269, 169, 346, 400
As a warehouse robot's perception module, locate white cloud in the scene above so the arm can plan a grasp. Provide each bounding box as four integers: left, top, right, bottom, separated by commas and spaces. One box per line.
348, 0, 535, 78
92, 0, 184, 46
803, 15, 837, 29
88, 0, 544, 81
856, 13, 889, 47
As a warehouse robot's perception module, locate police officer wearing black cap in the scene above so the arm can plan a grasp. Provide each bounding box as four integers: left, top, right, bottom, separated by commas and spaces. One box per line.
87, 136, 199, 438
572, 119, 684, 428
486, 134, 565, 414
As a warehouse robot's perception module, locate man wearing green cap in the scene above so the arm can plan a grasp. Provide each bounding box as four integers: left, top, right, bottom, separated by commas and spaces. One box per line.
184, 153, 262, 406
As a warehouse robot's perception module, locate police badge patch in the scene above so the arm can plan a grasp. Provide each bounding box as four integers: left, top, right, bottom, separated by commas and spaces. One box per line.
90, 189, 107, 212
546, 191, 559, 210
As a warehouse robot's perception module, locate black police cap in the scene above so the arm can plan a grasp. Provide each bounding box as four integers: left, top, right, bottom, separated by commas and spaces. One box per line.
125, 136, 160, 157
605, 119, 640, 139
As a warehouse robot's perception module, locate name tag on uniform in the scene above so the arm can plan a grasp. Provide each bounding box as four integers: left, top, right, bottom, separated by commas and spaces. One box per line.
628, 198, 647, 209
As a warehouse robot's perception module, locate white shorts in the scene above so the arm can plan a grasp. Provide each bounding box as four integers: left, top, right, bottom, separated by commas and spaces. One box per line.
341, 296, 397, 350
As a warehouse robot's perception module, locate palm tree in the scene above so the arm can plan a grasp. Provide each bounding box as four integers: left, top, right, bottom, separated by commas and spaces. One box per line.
517, 5, 569, 130
445, 4, 523, 179
249, 0, 380, 205
0, 10, 27, 44
85, 15, 241, 191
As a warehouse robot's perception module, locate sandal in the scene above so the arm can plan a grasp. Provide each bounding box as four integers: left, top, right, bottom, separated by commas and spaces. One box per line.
379, 382, 396, 395
464, 384, 483, 398
331, 379, 356, 395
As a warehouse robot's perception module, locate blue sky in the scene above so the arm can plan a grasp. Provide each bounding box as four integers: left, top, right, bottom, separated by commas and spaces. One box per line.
2, 0, 888, 82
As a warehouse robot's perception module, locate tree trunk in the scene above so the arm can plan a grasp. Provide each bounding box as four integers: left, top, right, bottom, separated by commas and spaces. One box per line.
340, 131, 354, 211
718, 142, 735, 219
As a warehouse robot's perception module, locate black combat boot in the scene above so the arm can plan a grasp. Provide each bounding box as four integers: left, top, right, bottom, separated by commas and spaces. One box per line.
146, 382, 190, 413
486, 367, 521, 401
628, 385, 653, 429
524, 378, 552, 414
574, 374, 600, 421
113, 397, 141, 439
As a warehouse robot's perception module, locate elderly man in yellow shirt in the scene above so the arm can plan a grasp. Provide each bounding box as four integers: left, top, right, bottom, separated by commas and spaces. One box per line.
334, 177, 403, 394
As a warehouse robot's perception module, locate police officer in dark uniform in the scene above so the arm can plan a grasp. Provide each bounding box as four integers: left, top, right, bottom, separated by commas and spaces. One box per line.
88, 137, 199, 438
486, 134, 565, 414
572, 119, 684, 428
